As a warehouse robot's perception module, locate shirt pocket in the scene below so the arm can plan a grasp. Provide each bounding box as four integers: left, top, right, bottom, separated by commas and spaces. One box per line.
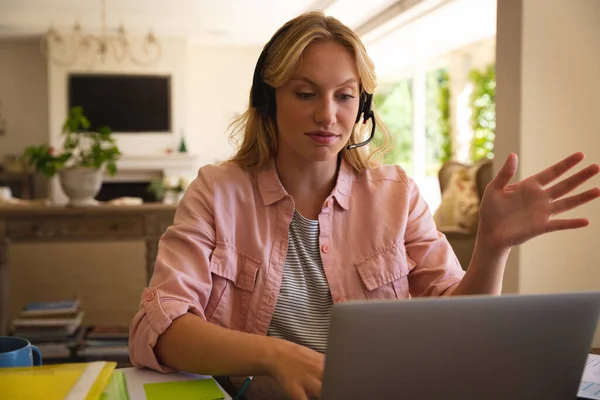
205, 241, 261, 330
354, 241, 415, 300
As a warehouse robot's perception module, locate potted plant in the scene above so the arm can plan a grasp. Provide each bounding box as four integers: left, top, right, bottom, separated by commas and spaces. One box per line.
147, 177, 189, 204
21, 106, 121, 206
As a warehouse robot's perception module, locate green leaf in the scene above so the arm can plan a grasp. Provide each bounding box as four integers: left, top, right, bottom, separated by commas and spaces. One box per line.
106, 162, 117, 176
81, 116, 91, 130
23, 106, 121, 177
469, 64, 496, 162
147, 179, 166, 200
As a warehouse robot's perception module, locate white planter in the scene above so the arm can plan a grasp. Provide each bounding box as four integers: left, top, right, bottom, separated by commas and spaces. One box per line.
58, 167, 104, 207
163, 190, 184, 205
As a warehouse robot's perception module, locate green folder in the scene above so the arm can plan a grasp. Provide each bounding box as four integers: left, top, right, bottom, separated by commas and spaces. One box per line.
100, 370, 130, 400
144, 379, 225, 400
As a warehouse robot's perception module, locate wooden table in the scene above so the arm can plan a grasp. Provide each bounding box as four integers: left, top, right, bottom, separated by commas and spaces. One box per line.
0, 204, 177, 335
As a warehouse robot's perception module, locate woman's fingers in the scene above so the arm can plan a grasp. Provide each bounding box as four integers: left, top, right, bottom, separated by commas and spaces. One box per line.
545, 218, 590, 233
550, 187, 600, 215
305, 376, 323, 399
530, 152, 584, 186
491, 153, 518, 190
546, 164, 600, 200
291, 388, 309, 400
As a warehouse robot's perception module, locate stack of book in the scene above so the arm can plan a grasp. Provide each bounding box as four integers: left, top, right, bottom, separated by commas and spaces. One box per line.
77, 325, 130, 366
10, 299, 84, 362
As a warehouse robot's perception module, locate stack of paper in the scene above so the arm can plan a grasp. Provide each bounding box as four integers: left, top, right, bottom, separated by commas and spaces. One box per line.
579, 354, 600, 399
114, 367, 232, 400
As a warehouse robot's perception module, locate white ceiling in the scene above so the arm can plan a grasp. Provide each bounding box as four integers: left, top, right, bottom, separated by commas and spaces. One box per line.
367, 0, 497, 77
0, 0, 333, 45
0, 0, 497, 46
0, 0, 498, 74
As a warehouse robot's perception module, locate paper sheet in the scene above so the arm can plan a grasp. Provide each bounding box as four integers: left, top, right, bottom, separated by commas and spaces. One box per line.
144, 379, 224, 400
118, 367, 231, 400
578, 354, 600, 399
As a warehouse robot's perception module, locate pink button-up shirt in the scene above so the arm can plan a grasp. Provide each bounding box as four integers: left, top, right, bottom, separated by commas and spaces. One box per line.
129, 159, 465, 372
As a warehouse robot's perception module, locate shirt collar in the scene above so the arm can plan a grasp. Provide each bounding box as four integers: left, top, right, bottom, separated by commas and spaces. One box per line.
257, 160, 288, 206
257, 157, 354, 210
332, 158, 352, 210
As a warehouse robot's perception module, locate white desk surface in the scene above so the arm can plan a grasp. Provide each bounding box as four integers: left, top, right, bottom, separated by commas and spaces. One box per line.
119, 367, 232, 400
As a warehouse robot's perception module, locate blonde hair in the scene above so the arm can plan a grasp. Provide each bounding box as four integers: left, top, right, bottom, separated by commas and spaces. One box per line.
228, 11, 391, 172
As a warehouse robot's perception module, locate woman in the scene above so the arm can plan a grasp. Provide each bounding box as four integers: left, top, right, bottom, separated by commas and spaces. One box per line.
129, 11, 599, 400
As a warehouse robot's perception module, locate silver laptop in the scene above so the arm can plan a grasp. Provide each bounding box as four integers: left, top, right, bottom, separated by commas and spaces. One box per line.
321, 292, 600, 400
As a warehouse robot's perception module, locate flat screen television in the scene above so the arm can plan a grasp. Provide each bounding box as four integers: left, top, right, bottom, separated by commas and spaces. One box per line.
68, 74, 171, 133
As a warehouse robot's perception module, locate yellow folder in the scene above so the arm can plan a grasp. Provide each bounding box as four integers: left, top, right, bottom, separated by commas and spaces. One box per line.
0, 361, 116, 400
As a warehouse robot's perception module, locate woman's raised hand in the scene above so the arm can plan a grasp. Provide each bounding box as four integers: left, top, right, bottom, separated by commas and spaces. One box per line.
477, 152, 600, 252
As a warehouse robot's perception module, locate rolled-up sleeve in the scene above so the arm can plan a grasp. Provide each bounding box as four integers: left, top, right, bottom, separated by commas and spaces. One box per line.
404, 178, 466, 297
129, 168, 216, 372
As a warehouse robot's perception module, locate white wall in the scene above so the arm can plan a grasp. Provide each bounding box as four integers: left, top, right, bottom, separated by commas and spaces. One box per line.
45, 36, 190, 203
519, 0, 600, 295
0, 40, 48, 161
47, 36, 189, 157
43, 37, 261, 201
496, 0, 600, 344
186, 44, 261, 168
1, 37, 262, 168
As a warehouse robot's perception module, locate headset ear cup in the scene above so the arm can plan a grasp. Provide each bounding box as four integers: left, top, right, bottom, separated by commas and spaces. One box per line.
363, 93, 373, 120
265, 85, 276, 116
355, 92, 366, 123
251, 23, 292, 117
255, 84, 275, 116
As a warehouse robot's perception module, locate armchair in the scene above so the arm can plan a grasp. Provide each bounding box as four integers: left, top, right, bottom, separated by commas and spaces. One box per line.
435, 158, 493, 270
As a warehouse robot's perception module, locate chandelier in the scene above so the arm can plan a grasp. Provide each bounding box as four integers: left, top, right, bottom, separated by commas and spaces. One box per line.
40, 0, 161, 68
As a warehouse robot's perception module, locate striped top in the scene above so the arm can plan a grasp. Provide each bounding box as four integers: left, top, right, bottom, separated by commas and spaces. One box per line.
267, 210, 334, 354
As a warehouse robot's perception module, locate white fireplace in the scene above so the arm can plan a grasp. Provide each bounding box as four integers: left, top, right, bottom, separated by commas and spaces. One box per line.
104, 153, 198, 182
49, 153, 198, 204
94, 153, 198, 203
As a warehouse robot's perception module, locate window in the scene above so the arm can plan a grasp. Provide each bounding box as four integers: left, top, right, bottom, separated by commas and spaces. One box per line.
373, 79, 413, 175
374, 67, 450, 211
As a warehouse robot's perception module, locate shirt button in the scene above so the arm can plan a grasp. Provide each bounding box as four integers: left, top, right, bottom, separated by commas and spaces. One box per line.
338, 297, 347, 303
326, 199, 333, 208
145, 291, 156, 302
321, 244, 330, 253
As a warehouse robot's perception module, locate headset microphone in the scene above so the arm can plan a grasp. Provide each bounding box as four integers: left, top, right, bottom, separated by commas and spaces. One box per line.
347, 92, 375, 150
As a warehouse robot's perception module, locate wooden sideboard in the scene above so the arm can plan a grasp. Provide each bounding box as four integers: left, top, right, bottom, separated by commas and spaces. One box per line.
0, 204, 177, 335
0, 171, 35, 199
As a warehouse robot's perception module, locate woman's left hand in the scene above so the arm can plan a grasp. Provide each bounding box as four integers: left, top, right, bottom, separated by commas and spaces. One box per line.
477, 152, 600, 252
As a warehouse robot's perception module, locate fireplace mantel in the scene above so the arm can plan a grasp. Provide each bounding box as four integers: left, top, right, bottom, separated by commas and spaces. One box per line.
117, 153, 197, 170
104, 153, 199, 182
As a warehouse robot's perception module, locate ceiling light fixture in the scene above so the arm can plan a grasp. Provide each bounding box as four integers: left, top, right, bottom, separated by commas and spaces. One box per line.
40, 0, 161, 68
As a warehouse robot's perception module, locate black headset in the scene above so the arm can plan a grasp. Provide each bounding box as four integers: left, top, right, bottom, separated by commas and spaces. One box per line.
250, 24, 377, 150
